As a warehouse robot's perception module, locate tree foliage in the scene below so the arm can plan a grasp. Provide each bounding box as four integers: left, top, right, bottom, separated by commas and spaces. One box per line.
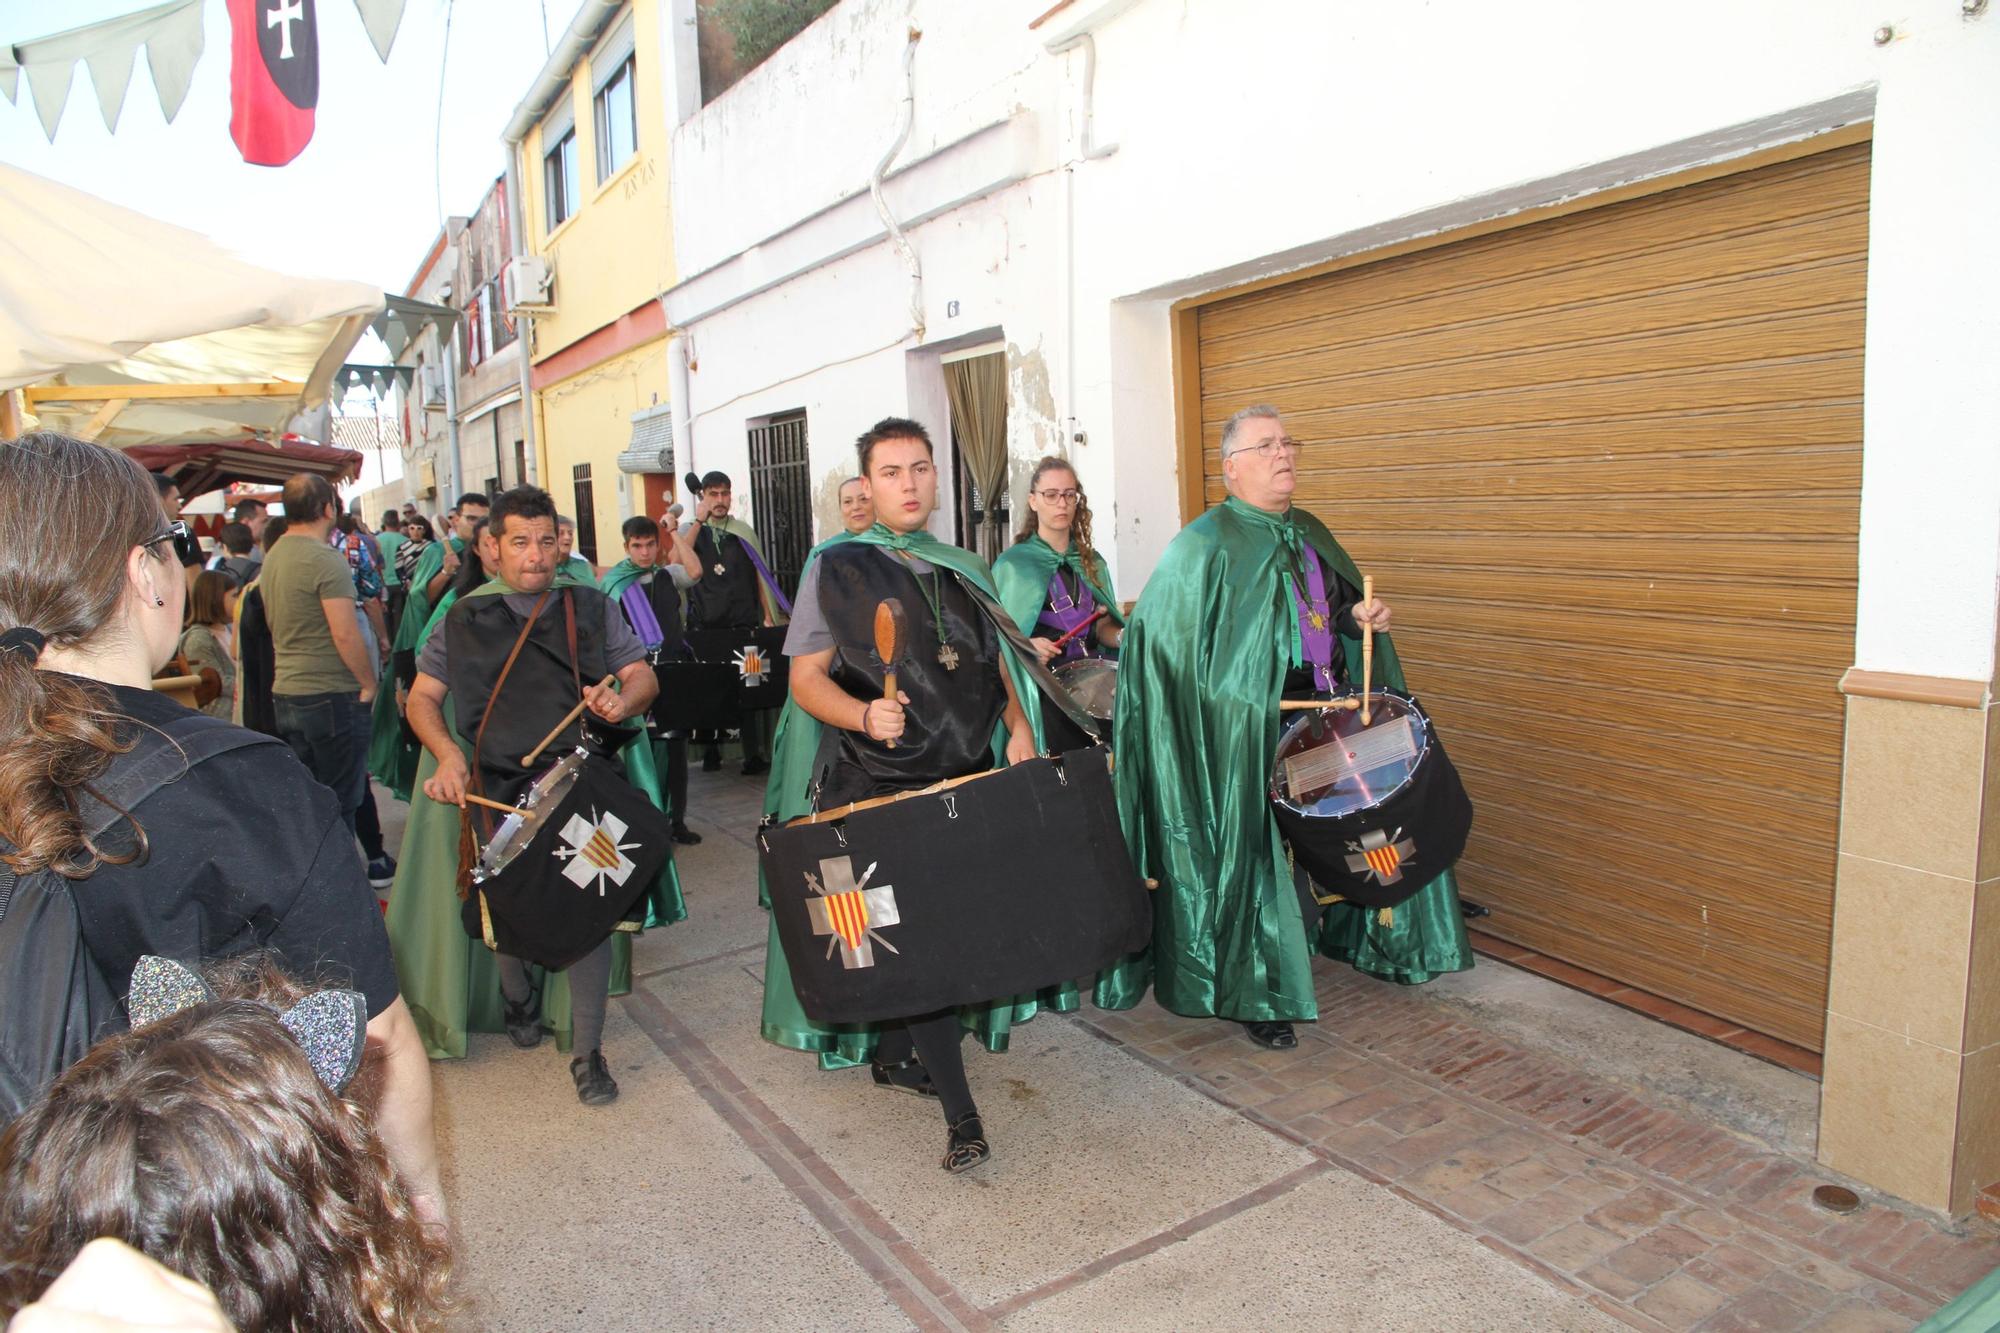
712, 0, 838, 71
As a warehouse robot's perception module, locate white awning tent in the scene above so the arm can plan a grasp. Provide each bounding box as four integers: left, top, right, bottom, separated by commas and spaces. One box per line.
0, 162, 408, 449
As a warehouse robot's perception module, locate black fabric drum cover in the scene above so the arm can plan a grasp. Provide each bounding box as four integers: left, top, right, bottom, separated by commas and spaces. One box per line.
463, 754, 671, 969
655, 627, 789, 730
651, 656, 740, 731
761, 749, 1150, 1024
1274, 723, 1473, 909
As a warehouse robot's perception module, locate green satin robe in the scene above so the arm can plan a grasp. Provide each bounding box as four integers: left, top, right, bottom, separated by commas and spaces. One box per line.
367, 537, 462, 801
991, 534, 1124, 642
383, 572, 687, 1059
756, 524, 1075, 1068
1095, 497, 1472, 1022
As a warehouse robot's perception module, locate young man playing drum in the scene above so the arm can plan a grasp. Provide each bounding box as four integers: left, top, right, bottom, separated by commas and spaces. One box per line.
1100, 404, 1473, 1049
759, 418, 1044, 1174
404, 486, 669, 1105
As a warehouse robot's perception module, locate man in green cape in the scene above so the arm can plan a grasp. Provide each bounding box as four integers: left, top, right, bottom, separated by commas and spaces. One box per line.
759, 417, 1067, 1173
993, 456, 1125, 662
600, 514, 706, 844
683, 469, 788, 775
1099, 404, 1472, 1048
388, 487, 685, 1102
367, 493, 488, 800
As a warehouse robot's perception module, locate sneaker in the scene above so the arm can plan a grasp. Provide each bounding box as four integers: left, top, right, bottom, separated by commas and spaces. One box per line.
502, 996, 542, 1049
571, 1049, 619, 1105
671, 823, 703, 846
365, 854, 397, 888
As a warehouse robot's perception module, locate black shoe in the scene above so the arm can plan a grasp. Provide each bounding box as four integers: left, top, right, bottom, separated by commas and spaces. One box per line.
740, 757, 770, 777
503, 996, 542, 1049
870, 1055, 939, 1099
571, 1049, 619, 1106
701, 752, 723, 772
671, 823, 703, 846
943, 1113, 990, 1173
1242, 1020, 1297, 1049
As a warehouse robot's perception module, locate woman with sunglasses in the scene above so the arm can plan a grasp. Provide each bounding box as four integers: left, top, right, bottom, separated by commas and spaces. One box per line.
993, 457, 1124, 670
0, 433, 443, 1226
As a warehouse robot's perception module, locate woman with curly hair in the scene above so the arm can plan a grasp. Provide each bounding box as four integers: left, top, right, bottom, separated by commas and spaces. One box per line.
992, 456, 1125, 666
0, 956, 455, 1332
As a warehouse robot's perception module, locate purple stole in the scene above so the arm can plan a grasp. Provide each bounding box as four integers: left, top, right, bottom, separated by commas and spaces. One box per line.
1036, 565, 1100, 661
619, 579, 665, 650
1291, 544, 1338, 693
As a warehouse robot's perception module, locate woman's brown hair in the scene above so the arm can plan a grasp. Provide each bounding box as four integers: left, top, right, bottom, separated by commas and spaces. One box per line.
0, 956, 455, 1331
1013, 456, 1098, 579
0, 433, 172, 879
186, 570, 233, 630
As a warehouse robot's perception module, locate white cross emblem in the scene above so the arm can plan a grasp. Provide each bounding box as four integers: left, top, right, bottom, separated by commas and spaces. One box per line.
266, 0, 304, 59
1344, 826, 1416, 887
732, 643, 771, 687
553, 807, 642, 896
804, 855, 900, 969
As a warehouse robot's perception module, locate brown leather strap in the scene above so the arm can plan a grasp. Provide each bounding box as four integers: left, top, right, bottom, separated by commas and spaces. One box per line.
468, 587, 554, 836
562, 587, 583, 702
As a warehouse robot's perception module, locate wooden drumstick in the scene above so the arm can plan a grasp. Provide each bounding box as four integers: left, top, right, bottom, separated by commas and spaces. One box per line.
522, 674, 618, 766
1360, 574, 1375, 726
1280, 698, 1362, 711
461, 793, 518, 814
1051, 607, 1110, 651
874, 598, 906, 751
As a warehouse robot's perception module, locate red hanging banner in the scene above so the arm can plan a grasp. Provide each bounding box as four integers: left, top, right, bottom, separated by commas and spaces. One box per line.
227, 0, 320, 166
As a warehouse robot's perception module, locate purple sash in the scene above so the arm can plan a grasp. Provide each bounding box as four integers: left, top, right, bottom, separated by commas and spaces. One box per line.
619, 579, 665, 650
1292, 544, 1337, 693
725, 526, 794, 617
1036, 565, 1099, 661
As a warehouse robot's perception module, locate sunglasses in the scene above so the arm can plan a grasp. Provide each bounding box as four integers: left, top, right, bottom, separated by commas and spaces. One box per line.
144, 520, 190, 551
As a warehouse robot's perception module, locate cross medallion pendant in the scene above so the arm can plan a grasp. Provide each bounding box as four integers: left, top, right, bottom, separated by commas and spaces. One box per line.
936, 643, 960, 671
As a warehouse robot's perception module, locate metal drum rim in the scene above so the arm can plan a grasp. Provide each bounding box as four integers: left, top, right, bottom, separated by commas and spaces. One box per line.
1267, 687, 1437, 818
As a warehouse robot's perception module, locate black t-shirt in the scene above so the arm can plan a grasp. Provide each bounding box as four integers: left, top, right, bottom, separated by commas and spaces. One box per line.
63, 678, 400, 1017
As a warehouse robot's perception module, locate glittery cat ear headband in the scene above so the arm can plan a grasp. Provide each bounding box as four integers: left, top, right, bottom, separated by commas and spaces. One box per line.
127, 956, 368, 1095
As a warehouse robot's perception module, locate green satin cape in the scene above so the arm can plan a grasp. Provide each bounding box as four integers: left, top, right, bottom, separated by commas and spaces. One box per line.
755, 524, 1075, 1068
1095, 498, 1471, 1022
991, 534, 1124, 640
383, 572, 687, 1059
367, 537, 462, 801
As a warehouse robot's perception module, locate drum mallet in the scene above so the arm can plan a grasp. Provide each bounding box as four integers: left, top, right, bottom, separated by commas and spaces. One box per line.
874, 598, 907, 751
460, 793, 518, 814
523, 674, 619, 766
1359, 575, 1375, 726
1050, 608, 1110, 652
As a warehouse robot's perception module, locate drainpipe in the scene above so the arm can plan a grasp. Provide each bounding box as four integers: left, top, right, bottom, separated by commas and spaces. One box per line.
868, 27, 925, 343
1044, 21, 1124, 458
502, 149, 539, 486
668, 326, 693, 498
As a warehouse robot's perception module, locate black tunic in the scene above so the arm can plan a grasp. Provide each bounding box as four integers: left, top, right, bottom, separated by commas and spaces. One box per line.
685, 524, 763, 630
808, 543, 1005, 808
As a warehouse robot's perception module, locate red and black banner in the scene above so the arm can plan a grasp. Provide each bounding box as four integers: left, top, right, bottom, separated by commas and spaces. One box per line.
227, 0, 319, 166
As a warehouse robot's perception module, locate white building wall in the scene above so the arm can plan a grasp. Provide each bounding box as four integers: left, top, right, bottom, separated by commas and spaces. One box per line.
668, 0, 2000, 681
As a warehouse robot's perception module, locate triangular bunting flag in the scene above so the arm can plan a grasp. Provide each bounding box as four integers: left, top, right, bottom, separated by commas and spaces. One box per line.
0, 50, 18, 105
23, 58, 74, 141
84, 36, 137, 131
352, 0, 407, 62
145, 0, 205, 122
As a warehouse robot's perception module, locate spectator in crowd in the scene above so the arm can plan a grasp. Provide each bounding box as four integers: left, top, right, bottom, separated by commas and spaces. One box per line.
175, 571, 237, 722
0, 956, 454, 1332
147, 472, 204, 591
377, 510, 407, 638
0, 433, 440, 1224
207, 521, 258, 587
394, 513, 435, 589
232, 516, 288, 736
334, 513, 391, 667
259, 473, 394, 885
232, 498, 269, 557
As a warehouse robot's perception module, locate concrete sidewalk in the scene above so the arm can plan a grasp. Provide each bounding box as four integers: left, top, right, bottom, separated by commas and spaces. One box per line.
385, 768, 1997, 1331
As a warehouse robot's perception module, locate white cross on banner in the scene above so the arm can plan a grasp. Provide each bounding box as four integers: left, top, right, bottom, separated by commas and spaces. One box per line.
555, 809, 642, 896
804, 855, 900, 969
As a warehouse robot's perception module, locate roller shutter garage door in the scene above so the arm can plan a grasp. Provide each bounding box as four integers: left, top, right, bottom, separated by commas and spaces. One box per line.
1194, 141, 1867, 1050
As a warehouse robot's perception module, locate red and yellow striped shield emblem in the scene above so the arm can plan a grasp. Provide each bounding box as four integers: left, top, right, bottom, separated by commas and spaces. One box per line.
583, 826, 622, 871
823, 889, 871, 952
1362, 842, 1401, 880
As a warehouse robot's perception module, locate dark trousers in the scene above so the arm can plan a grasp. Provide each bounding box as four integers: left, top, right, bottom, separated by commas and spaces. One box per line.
273, 689, 369, 838
651, 734, 689, 825
874, 1010, 976, 1126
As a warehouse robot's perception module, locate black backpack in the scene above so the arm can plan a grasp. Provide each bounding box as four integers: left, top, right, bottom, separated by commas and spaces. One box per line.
0, 713, 278, 1121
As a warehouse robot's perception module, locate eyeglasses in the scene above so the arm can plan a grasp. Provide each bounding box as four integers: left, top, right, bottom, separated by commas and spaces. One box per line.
1034, 488, 1081, 504
1227, 437, 1302, 459
143, 520, 190, 551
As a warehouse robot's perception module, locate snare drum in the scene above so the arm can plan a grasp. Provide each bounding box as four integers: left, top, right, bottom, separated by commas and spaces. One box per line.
760, 748, 1150, 1024
1268, 689, 1473, 908
1051, 656, 1119, 723
464, 747, 673, 969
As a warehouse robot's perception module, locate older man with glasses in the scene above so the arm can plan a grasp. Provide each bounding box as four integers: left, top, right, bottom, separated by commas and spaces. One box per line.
1096, 404, 1472, 1049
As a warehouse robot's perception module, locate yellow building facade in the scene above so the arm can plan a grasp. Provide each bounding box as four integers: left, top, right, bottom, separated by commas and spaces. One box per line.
512, 0, 675, 566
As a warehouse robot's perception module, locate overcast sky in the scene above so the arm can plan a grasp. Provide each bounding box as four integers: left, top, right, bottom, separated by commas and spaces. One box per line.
0, 0, 582, 292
